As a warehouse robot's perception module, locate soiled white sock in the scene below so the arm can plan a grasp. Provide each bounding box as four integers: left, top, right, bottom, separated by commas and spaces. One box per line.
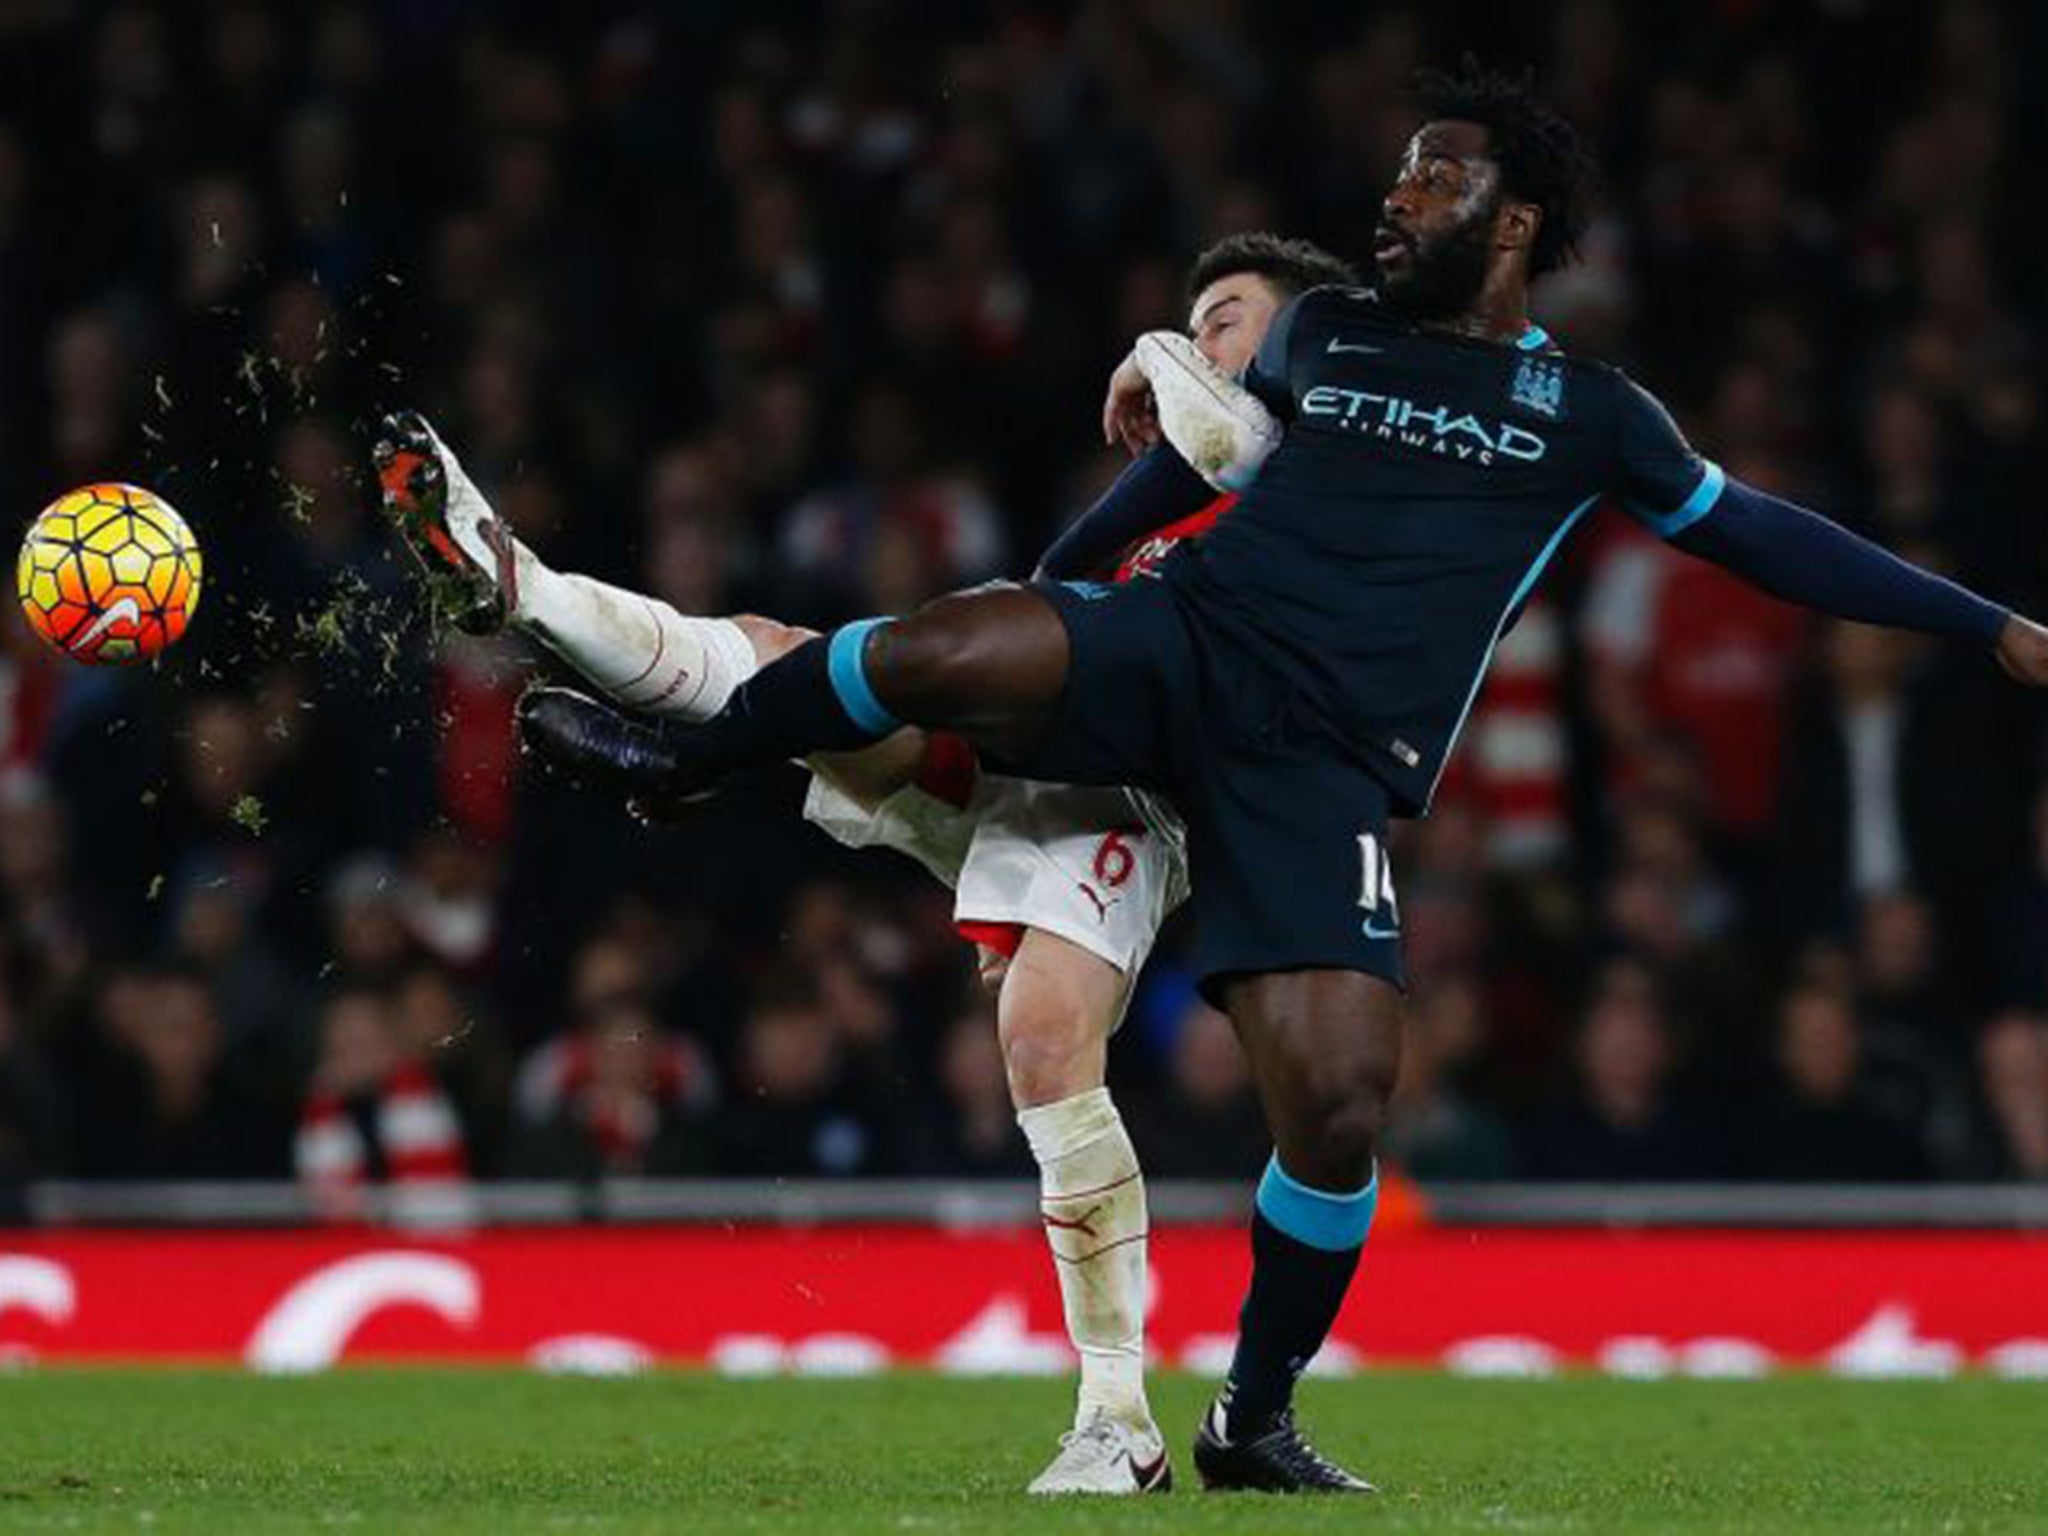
513, 553, 758, 721
427, 429, 757, 720
1018, 1087, 1151, 1426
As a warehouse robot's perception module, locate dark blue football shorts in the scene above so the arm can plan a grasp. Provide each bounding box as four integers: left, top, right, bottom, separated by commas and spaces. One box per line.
1019, 576, 1406, 1004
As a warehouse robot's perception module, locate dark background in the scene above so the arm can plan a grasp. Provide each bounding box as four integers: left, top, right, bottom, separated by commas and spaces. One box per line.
2, 0, 2046, 1213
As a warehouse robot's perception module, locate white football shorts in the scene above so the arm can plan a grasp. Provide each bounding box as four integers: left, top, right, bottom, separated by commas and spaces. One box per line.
802, 772, 1188, 978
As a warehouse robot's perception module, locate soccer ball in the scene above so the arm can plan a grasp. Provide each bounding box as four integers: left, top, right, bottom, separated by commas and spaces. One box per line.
15, 483, 203, 664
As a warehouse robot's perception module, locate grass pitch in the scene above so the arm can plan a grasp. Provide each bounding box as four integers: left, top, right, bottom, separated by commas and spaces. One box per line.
0, 1371, 2042, 1533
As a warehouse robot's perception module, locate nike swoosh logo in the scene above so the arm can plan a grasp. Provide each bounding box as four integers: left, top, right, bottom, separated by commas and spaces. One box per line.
76, 597, 142, 650
1362, 919, 1401, 940
1326, 339, 1384, 355
1129, 1448, 1171, 1490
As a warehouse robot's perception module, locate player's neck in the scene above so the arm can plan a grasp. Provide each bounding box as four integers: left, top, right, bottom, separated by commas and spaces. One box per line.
1425, 274, 1530, 346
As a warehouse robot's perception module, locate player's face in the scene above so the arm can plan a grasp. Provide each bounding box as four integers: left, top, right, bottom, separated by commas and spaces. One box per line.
1376, 120, 1503, 321
1187, 272, 1285, 375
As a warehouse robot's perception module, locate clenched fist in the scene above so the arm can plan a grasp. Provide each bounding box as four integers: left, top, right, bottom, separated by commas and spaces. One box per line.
1996, 615, 2048, 688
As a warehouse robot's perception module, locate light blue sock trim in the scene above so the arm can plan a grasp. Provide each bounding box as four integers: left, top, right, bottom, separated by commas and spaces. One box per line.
826, 619, 901, 737
1255, 1155, 1378, 1253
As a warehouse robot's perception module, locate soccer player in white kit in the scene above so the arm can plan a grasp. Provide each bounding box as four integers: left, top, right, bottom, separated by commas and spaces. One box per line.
375, 232, 1357, 1495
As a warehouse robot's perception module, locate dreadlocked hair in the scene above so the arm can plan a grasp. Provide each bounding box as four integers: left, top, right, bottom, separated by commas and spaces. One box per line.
1414, 56, 1595, 278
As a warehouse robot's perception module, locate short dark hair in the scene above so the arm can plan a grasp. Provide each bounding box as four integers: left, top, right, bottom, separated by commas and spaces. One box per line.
1186, 232, 1360, 305
1414, 58, 1594, 279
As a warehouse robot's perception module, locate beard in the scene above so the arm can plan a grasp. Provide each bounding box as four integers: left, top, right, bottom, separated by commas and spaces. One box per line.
1376, 200, 1496, 323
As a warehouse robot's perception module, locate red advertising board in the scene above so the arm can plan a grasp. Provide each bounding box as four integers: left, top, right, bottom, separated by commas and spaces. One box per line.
3, 1226, 2046, 1376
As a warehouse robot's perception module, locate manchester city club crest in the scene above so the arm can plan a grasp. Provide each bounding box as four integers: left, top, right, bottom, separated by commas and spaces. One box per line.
1509, 356, 1567, 420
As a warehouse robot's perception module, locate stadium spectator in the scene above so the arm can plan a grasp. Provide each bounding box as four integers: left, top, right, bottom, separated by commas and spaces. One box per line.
46, 306, 141, 489
1385, 973, 1515, 1181
1848, 892, 1991, 1173
1127, 997, 1270, 1180
295, 985, 471, 1224
1582, 521, 1808, 839
773, 879, 929, 1092
1525, 961, 1731, 1182
1598, 795, 1764, 1055
1774, 621, 2027, 964
1441, 600, 1571, 868
1395, 805, 1492, 983
716, 980, 892, 1177
1979, 1013, 2048, 1181
0, 956, 65, 1223
1744, 982, 1926, 1181
324, 853, 414, 985
566, 931, 650, 1017
390, 963, 509, 1175
80, 965, 286, 1180
507, 995, 716, 1179
1994, 781, 2048, 1009
166, 855, 292, 1045
905, 1002, 1035, 1177
777, 380, 1007, 622
431, 640, 525, 848
1854, 894, 1963, 1057
0, 770, 89, 1011
0, 611, 61, 772
638, 443, 754, 620
398, 829, 502, 973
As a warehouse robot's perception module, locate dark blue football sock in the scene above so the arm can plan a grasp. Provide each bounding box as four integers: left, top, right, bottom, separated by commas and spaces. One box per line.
1220, 1157, 1378, 1437
689, 619, 902, 766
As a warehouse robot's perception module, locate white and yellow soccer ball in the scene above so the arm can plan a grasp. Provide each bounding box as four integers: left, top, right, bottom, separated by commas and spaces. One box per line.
15, 483, 203, 664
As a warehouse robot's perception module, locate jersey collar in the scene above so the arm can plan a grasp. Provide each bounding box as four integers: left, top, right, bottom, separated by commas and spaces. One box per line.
1362, 290, 1553, 352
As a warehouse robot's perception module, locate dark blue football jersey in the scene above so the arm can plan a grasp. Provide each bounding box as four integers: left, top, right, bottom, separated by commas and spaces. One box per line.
1161, 285, 1726, 815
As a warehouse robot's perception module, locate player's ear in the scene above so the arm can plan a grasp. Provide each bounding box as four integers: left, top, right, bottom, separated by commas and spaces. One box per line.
1498, 199, 1542, 259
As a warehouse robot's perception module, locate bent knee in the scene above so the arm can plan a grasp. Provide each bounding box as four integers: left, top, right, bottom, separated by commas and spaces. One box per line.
1267, 1053, 1394, 1189
1320, 1095, 1389, 1177
1287, 1089, 1388, 1187
998, 994, 1110, 1108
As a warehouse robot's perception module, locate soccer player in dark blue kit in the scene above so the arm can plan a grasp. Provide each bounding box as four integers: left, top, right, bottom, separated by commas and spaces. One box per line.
517, 64, 2048, 1491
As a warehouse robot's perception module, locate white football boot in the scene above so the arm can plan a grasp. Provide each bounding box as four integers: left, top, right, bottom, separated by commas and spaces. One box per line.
373, 410, 516, 634
1025, 1409, 1172, 1496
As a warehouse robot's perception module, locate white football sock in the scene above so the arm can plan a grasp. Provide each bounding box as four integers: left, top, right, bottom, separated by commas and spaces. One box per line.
513, 553, 758, 721
1018, 1087, 1151, 1427
424, 421, 758, 721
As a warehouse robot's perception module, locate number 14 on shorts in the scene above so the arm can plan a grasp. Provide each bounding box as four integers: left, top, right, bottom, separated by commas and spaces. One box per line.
1358, 832, 1401, 940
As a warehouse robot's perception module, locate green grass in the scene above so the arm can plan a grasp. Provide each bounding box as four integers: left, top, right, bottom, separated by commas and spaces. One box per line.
0, 1371, 2043, 1533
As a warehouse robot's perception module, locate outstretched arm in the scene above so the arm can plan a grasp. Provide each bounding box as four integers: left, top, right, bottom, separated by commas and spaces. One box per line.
1608, 373, 2048, 686
1671, 480, 2048, 684
1034, 443, 1218, 580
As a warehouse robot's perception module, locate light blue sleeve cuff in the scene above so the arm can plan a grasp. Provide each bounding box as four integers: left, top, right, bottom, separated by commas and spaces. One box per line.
1634, 459, 1726, 539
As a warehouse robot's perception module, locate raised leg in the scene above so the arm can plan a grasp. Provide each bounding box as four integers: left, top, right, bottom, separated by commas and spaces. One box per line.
518, 584, 1075, 803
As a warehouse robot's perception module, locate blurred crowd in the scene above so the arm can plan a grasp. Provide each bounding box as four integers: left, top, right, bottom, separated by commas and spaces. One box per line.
2, 1, 2047, 1219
